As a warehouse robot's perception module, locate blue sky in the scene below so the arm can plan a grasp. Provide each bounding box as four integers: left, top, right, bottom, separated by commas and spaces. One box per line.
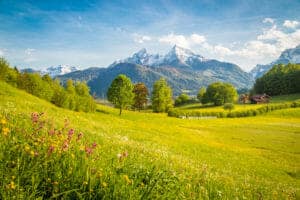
0, 0, 300, 71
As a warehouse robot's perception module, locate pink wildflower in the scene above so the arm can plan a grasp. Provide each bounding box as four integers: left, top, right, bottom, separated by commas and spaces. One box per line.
62, 140, 69, 151
48, 129, 55, 136
92, 142, 97, 149
85, 146, 93, 156
48, 145, 55, 155
31, 112, 39, 123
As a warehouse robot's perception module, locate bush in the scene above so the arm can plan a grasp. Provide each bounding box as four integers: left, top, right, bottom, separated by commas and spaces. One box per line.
168, 101, 300, 119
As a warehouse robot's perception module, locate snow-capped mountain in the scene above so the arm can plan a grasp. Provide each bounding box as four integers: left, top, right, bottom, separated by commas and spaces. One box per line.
251, 45, 300, 78
60, 45, 253, 96
111, 45, 207, 68
42, 65, 79, 77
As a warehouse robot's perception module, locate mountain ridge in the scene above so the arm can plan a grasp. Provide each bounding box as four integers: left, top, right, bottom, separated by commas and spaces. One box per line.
58, 45, 254, 96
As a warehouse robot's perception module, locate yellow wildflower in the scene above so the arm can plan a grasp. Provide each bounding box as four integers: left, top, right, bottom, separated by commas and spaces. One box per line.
123, 175, 132, 184
30, 150, 35, 157
24, 145, 30, 152
2, 127, 9, 136
8, 181, 16, 190
1, 118, 6, 124
102, 182, 107, 187
83, 181, 88, 185
79, 145, 85, 151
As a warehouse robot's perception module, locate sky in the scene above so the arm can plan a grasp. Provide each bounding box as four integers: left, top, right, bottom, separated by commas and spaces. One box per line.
0, 0, 300, 71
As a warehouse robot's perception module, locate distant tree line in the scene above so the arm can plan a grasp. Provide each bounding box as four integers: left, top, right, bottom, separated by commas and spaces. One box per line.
253, 63, 300, 96
0, 57, 96, 112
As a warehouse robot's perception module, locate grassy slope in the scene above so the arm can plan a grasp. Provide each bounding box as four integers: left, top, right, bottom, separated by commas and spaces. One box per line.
1, 81, 300, 198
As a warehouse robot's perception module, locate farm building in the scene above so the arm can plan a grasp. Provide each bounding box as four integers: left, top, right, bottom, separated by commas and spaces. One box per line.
250, 94, 271, 104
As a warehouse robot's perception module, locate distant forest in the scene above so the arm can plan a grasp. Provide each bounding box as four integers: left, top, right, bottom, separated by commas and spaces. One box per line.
253, 63, 300, 95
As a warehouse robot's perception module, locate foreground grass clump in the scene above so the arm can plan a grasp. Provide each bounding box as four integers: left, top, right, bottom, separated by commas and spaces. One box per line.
0, 112, 102, 198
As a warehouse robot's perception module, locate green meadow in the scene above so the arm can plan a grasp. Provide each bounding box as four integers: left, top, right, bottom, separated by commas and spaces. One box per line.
0, 81, 300, 199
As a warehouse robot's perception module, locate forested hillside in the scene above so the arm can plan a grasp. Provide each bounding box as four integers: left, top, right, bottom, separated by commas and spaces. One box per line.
253, 63, 300, 95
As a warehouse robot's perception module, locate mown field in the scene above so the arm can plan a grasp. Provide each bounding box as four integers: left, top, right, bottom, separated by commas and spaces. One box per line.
0, 81, 300, 199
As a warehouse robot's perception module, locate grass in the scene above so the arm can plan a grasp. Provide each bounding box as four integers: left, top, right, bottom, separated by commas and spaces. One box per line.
0, 81, 300, 199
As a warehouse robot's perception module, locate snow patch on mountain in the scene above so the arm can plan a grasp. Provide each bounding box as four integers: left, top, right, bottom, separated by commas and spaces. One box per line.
111, 45, 208, 68
43, 65, 79, 77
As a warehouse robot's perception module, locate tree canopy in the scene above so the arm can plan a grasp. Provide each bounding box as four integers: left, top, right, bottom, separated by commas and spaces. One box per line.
202, 82, 238, 106
253, 63, 300, 96
107, 74, 134, 115
151, 78, 173, 113
133, 82, 148, 111
175, 93, 190, 106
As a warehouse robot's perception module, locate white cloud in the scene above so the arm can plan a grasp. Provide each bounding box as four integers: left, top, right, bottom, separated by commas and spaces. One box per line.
133, 34, 151, 44
190, 34, 206, 44
24, 48, 37, 62
158, 33, 206, 48
283, 20, 299, 29
159, 33, 189, 47
263, 18, 275, 24
180, 21, 300, 71
0, 49, 3, 56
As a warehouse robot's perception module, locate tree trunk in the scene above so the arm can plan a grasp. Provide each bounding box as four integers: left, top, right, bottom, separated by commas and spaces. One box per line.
119, 107, 122, 115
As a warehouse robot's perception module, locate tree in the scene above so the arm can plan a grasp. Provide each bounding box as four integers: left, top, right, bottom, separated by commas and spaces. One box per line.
223, 103, 235, 112
133, 83, 148, 111
107, 74, 134, 115
66, 79, 76, 110
151, 78, 173, 113
197, 87, 206, 102
203, 82, 238, 106
175, 93, 189, 106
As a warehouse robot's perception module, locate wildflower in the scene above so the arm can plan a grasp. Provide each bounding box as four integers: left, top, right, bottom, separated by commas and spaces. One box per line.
102, 182, 107, 187
8, 181, 16, 190
92, 142, 97, 149
117, 151, 128, 161
24, 145, 30, 152
48, 129, 55, 136
79, 145, 85, 151
53, 181, 59, 185
122, 151, 128, 158
62, 140, 69, 151
68, 129, 74, 140
48, 145, 55, 155
30, 150, 35, 157
2, 127, 9, 136
77, 132, 83, 141
85, 146, 93, 156
1, 118, 6, 124
31, 112, 39, 123
123, 175, 132, 184
117, 153, 122, 159
83, 181, 88, 185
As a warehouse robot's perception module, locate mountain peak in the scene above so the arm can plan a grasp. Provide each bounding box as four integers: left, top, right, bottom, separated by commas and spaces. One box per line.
44, 65, 79, 77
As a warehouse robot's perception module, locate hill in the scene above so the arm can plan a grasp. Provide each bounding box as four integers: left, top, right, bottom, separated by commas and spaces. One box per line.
58, 46, 253, 97
0, 81, 299, 199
